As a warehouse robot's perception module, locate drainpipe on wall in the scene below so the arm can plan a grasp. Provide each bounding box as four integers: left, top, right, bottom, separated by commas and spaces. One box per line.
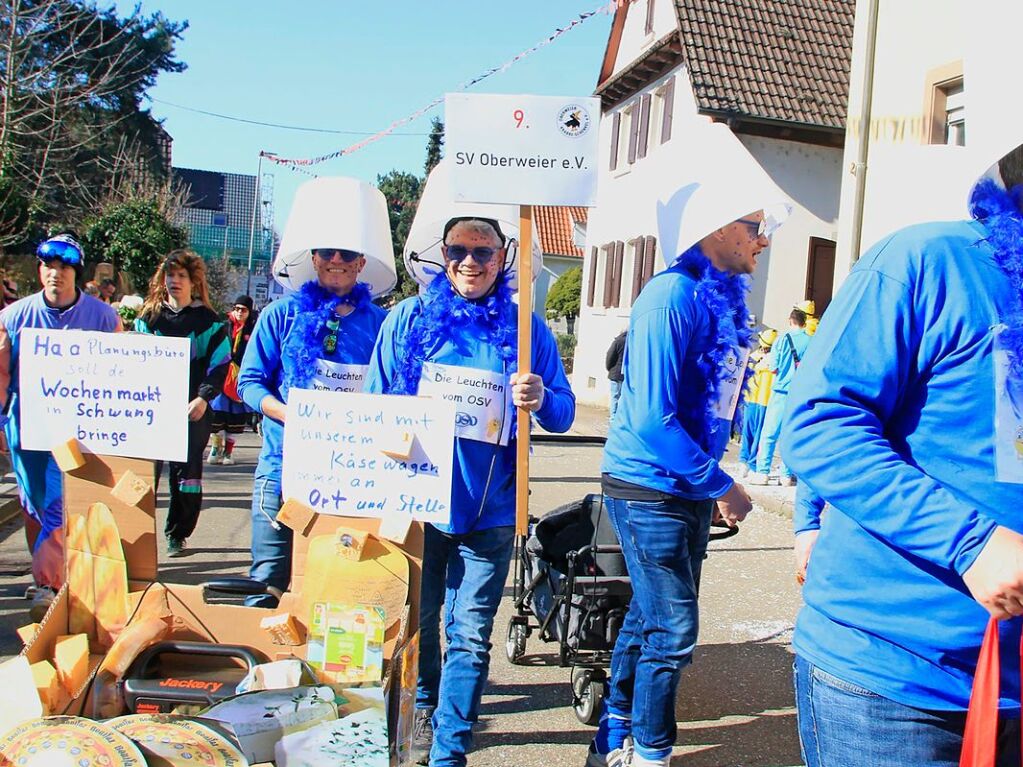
847, 0, 880, 268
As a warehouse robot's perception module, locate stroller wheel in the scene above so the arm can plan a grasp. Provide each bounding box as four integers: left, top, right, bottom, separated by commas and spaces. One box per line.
571, 667, 606, 726
506, 621, 528, 664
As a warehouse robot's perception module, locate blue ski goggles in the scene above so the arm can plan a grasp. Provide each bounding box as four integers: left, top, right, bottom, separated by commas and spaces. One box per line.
36, 236, 85, 267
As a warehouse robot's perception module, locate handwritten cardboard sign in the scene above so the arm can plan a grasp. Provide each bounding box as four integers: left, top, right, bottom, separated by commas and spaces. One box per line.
446, 92, 600, 206
282, 389, 455, 525
18, 329, 190, 461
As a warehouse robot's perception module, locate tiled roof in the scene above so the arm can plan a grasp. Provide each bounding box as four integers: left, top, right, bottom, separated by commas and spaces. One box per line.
674, 0, 855, 129
534, 206, 588, 258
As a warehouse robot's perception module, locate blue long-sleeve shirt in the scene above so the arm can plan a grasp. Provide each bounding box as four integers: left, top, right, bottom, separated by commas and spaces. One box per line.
771, 328, 809, 395
238, 295, 387, 481
793, 481, 825, 534
364, 297, 575, 534
601, 263, 734, 500
781, 219, 1023, 712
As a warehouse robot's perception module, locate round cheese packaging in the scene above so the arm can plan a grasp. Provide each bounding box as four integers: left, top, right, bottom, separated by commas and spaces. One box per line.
107, 714, 248, 766
0, 716, 146, 766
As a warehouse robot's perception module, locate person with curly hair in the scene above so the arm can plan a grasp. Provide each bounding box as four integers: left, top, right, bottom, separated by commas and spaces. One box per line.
135, 250, 230, 558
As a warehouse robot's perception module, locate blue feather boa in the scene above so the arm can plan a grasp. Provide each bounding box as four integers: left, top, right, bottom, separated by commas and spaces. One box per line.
283, 281, 373, 390
391, 274, 518, 397
970, 178, 1023, 410
673, 245, 755, 453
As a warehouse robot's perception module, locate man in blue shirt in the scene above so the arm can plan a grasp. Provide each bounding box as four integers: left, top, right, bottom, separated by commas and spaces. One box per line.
749, 307, 810, 486
590, 120, 790, 767
365, 215, 574, 767
781, 141, 1023, 765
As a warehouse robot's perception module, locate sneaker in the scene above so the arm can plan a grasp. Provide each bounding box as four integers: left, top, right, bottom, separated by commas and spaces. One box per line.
166, 537, 186, 558
206, 450, 223, 465
586, 738, 634, 767
738, 464, 750, 479
411, 707, 434, 765
780, 475, 797, 487
748, 472, 770, 486
29, 586, 57, 622
221, 454, 235, 466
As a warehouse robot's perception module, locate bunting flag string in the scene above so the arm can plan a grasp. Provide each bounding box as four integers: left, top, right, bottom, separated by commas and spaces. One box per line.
260, 0, 620, 172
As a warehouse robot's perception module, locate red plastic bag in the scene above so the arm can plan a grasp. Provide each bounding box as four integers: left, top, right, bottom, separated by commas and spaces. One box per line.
960, 618, 1017, 767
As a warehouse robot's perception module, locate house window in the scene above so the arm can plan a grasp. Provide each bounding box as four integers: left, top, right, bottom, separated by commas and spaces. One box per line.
587, 246, 599, 307
599, 243, 615, 309
645, 0, 656, 35
924, 62, 964, 146
636, 93, 652, 160
624, 103, 638, 166
609, 112, 621, 171
660, 77, 675, 144
622, 238, 643, 308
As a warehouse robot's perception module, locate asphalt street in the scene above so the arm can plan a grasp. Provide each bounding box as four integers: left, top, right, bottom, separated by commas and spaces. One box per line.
0, 405, 803, 766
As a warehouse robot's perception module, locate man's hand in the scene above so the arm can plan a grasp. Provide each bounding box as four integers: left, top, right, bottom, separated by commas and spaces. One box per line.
261, 396, 287, 424
187, 397, 208, 422
795, 529, 819, 585
962, 526, 1023, 619
510, 372, 545, 412
715, 482, 752, 526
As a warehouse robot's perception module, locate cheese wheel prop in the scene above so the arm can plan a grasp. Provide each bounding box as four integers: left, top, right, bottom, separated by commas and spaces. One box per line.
0, 716, 145, 767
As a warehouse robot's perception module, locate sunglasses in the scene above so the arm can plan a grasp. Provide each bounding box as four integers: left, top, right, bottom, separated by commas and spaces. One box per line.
312, 248, 362, 263
443, 244, 501, 266
36, 239, 84, 266
736, 218, 769, 239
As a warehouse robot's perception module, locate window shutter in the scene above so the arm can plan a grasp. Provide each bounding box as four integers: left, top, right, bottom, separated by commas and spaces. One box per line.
628, 104, 639, 164
642, 236, 658, 286
637, 94, 652, 159
631, 242, 645, 302
661, 77, 675, 144
610, 112, 621, 171
587, 246, 598, 307
645, 0, 656, 34
611, 241, 625, 308
603, 246, 615, 307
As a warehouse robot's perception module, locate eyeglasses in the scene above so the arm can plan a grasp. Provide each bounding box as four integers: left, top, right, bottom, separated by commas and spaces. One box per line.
443, 244, 501, 266
312, 248, 362, 263
736, 218, 769, 239
232, 305, 250, 312
36, 238, 84, 266
323, 317, 339, 354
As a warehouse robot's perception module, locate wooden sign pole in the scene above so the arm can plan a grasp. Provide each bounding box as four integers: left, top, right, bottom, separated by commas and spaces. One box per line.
515, 204, 533, 536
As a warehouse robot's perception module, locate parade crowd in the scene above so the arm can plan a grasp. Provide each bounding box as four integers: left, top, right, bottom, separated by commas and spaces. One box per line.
1, 117, 1022, 767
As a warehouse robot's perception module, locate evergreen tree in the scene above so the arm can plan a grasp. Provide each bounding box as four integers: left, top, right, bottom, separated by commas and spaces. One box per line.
376, 170, 422, 301
424, 117, 444, 175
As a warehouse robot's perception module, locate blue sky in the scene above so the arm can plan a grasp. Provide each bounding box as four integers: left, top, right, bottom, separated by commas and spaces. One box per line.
118, 1, 614, 230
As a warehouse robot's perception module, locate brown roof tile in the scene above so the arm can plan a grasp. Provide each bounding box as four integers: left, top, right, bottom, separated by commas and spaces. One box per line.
534, 206, 588, 258
673, 0, 854, 129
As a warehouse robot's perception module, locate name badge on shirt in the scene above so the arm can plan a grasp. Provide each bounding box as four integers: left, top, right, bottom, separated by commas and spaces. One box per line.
310, 360, 368, 393
714, 346, 752, 421
418, 362, 512, 446
993, 326, 1023, 484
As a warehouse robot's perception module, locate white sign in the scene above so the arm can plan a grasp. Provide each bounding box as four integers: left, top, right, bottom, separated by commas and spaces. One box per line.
311, 360, 367, 393
19, 329, 190, 461
418, 362, 512, 446
282, 389, 456, 525
446, 93, 600, 206
714, 347, 752, 421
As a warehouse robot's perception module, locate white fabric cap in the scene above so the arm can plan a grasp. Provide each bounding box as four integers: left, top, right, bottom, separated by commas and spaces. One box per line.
272, 177, 397, 297
403, 160, 543, 292
655, 119, 792, 262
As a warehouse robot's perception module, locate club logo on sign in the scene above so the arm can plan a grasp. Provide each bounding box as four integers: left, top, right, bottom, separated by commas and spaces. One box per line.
557, 104, 591, 138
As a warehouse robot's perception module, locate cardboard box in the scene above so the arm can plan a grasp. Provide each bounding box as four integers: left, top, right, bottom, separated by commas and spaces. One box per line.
24, 453, 422, 765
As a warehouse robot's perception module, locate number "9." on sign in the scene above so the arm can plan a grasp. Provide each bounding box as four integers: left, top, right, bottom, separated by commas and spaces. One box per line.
513, 109, 524, 128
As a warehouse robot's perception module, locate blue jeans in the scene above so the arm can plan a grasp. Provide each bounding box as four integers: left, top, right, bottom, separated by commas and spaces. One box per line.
794, 655, 1021, 767
609, 379, 623, 423
600, 494, 713, 760
756, 391, 791, 477
246, 475, 291, 608
418, 523, 515, 767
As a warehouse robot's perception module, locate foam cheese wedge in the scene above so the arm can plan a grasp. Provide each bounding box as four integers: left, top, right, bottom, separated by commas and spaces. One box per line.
52, 437, 86, 472
15, 623, 40, 646
87, 502, 129, 647
66, 512, 97, 639
54, 633, 90, 695
29, 660, 60, 714
111, 469, 151, 507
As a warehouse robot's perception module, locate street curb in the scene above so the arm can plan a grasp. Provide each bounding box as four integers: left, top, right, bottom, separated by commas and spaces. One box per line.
0, 496, 21, 526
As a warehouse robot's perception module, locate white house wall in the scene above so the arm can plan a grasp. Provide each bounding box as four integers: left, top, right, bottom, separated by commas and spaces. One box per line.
834, 0, 963, 279
608, 0, 680, 79
572, 69, 842, 406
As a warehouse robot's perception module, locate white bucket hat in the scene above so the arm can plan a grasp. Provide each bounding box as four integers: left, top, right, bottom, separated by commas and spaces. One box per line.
655, 119, 792, 262
403, 160, 543, 293
272, 177, 397, 298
